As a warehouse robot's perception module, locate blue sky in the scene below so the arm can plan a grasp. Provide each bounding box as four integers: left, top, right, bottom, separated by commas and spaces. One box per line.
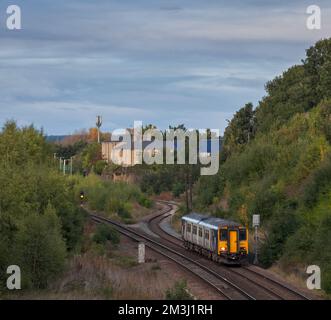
0, 0, 330, 135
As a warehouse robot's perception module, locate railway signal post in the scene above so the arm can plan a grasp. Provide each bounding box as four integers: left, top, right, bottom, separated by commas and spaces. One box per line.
253, 214, 260, 265
79, 191, 85, 205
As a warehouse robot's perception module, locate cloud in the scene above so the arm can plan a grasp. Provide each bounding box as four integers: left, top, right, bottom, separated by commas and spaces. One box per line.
0, 101, 151, 134
0, 0, 330, 134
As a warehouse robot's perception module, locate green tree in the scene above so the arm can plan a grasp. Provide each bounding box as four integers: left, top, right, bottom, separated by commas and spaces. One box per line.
223, 103, 255, 157
0, 121, 86, 291
304, 38, 331, 103
81, 142, 102, 173
16, 204, 66, 289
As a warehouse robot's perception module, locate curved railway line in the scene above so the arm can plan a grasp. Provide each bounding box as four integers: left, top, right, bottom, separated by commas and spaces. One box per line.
146, 201, 312, 300
88, 201, 313, 300
89, 209, 255, 300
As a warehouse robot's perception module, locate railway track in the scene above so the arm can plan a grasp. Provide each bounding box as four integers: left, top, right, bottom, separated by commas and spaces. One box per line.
241, 266, 311, 300
88, 209, 255, 300
148, 201, 312, 300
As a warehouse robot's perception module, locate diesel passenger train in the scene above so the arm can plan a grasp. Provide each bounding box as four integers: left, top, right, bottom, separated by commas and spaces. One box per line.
181, 213, 248, 265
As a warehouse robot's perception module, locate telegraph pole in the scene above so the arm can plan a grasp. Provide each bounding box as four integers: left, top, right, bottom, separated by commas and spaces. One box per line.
63, 159, 66, 175
96, 115, 102, 143
70, 157, 73, 175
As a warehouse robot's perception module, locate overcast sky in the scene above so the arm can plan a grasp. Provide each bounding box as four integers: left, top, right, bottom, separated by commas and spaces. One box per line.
0, 0, 330, 135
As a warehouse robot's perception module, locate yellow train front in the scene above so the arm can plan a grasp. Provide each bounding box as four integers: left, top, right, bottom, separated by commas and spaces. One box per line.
181, 213, 248, 265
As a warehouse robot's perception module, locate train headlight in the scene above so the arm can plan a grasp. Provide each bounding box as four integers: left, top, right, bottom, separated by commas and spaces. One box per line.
221, 247, 226, 251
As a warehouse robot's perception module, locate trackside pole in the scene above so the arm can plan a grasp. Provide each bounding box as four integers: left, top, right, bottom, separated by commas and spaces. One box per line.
254, 225, 258, 264
253, 214, 260, 265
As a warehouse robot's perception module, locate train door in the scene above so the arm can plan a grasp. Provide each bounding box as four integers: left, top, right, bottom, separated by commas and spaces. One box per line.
204, 229, 210, 250
187, 223, 192, 242
229, 230, 238, 254
198, 227, 203, 246
212, 230, 217, 252
192, 225, 197, 244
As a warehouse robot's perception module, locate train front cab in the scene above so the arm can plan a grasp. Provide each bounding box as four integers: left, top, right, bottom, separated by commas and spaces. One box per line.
218, 226, 248, 264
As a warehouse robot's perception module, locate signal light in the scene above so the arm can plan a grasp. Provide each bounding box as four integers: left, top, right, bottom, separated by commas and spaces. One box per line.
79, 191, 85, 201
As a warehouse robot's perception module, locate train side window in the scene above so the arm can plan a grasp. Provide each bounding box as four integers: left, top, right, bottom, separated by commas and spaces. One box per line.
193, 226, 197, 235
198, 228, 203, 237
239, 229, 246, 241
187, 223, 191, 232
204, 230, 209, 240
220, 229, 227, 241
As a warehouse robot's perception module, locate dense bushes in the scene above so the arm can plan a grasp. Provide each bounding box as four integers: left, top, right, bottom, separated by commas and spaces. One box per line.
165, 280, 193, 300
16, 205, 67, 289
259, 206, 297, 267
302, 155, 331, 208
93, 224, 120, 246
193, 39, 331, 293
282, 189, 331, 292
140, 166, 178, 195
0, 122, 86, 291
76, 174, 152, 223
138, 195, 152, 208
194, 174, 225, 209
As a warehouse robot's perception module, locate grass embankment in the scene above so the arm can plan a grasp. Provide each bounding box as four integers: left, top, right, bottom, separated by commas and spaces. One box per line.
71, 173, 154, 224
6, 221, 191, 300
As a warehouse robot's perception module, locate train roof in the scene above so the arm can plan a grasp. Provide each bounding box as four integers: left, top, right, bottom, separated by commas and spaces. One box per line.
182, 212, 241, 230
